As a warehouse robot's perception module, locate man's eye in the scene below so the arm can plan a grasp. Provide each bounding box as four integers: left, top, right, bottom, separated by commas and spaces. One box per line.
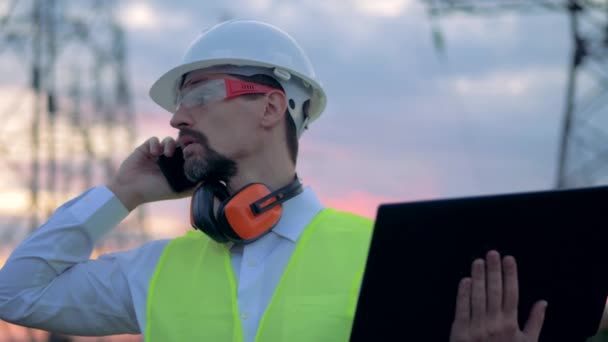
193, 94, 206, 104
182, 92, 207, 107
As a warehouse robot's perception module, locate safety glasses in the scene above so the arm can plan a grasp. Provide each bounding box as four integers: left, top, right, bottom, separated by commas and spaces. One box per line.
176, 78, 283, 111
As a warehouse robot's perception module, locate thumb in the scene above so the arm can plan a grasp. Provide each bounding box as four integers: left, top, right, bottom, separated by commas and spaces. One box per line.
523, 300, 548, 341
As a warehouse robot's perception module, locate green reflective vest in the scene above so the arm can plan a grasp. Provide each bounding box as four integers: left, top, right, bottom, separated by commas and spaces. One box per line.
145, 208, 374, 341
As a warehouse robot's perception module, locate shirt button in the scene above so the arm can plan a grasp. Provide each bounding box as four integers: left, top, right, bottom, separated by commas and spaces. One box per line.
241, 313, 249, 320
247, 260, 257, 267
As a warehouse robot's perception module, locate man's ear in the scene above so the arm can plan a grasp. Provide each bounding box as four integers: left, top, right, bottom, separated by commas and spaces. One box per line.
261, 90, 288, 129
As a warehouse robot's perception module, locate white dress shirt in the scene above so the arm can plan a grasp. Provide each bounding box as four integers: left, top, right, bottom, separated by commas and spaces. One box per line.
0, 184, 324, 341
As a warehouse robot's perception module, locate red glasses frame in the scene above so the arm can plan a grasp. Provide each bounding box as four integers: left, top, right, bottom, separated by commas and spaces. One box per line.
223, 78, 284, 99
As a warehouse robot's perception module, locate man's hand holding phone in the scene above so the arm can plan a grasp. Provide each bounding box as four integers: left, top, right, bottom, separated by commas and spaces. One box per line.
107, 136, 196, 211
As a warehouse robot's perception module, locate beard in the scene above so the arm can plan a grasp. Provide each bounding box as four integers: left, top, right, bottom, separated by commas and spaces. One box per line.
179, 128, 238, 183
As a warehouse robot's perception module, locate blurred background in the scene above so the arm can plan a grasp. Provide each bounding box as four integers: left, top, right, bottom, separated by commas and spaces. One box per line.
0, 0, 607, 340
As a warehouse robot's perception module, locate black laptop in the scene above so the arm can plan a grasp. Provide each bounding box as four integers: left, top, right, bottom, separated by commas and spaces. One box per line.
350, 185, 608, 342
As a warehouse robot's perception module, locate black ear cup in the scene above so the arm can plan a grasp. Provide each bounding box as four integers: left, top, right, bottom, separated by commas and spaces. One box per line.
191, 181, 230, 243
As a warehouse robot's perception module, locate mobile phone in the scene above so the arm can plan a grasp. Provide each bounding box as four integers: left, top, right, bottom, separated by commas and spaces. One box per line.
156, 147, 198, 192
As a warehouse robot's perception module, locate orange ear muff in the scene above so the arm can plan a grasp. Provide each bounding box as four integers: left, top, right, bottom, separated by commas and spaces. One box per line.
221, 183, 283, 241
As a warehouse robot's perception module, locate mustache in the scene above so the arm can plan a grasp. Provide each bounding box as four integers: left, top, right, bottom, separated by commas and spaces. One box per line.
178, 128, 209, 147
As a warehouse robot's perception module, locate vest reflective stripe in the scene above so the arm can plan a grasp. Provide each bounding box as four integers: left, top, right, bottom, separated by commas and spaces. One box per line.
146, 208, 373, 341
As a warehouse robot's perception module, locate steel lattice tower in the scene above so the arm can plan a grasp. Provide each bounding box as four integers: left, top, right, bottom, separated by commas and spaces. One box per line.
0, 1, 148, 340
424, 0, 608, 189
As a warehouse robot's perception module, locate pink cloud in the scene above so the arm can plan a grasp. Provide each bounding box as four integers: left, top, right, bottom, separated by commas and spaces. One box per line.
302, 165, 442, 219
299, 138, 357, 161
135, 112, 177, 142
319, 190, 397, 218
314, 180, 441, 219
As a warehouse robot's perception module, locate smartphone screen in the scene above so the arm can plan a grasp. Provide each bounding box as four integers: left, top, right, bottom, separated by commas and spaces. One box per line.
156, 147, 198, 192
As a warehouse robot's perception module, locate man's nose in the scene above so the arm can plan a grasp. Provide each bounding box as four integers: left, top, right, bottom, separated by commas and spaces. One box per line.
170, 106, 193, 129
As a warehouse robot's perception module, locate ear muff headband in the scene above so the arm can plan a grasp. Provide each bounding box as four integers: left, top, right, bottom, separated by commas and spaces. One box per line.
250, 178, 303, 215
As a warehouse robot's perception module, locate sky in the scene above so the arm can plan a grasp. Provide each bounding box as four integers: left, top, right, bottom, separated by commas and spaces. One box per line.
0, 0, 576, 242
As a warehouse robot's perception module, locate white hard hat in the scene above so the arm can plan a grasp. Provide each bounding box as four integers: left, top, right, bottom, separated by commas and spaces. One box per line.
149, 19, 327, 138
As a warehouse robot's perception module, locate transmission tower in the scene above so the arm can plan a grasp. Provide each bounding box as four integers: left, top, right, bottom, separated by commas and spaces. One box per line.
1, 0, 147, 340
423, 0, 608, 189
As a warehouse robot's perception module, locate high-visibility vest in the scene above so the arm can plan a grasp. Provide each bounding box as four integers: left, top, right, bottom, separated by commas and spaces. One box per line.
145, 208, 374, 341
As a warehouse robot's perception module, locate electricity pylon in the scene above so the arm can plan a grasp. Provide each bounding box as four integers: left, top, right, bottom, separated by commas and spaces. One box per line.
423, 0, 608, 189
1, 1, 148, 340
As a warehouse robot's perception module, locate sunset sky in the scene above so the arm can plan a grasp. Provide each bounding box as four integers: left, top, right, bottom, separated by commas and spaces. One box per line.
1, 0, 574, 242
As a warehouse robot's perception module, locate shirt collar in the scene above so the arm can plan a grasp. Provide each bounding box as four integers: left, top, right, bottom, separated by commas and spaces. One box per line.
270, 185, 324, 242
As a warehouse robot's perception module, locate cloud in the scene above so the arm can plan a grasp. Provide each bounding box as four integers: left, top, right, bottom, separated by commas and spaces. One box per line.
248, 0, 273, 12
135, 111, 177, 142
0, 53, 28, 86
298, 138, 443, 202
0, 189, 29, 214
117, 2, 192, 31
355, 0, 413, 17
320, 190, 402, 219
446, 66, 566, 113
436, 12, 521, 43
0, 85, 33, 134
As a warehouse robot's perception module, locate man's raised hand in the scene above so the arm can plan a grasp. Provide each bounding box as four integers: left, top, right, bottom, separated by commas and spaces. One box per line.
450, 251, 548, 342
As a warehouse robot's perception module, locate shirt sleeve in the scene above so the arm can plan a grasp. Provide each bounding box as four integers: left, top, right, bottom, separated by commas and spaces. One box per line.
0, 185, 145, 336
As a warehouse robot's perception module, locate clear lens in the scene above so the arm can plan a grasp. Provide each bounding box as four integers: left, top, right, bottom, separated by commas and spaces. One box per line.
176, 79, 226, 110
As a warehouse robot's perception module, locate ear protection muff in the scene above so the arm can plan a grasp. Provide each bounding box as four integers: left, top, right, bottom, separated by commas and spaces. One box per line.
190, 176, 304, 244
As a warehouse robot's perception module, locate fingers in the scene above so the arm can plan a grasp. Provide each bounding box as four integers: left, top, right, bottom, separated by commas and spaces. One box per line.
161, 136, 177, 157
597, 301, 608, 333
502, 255, 519, 319
486, 250, 503, 318
523, 300, 548, 341
137, 137, 177, 158
148, 137, 162, 157
454, 277, 472, 326
471, 259, 486, 331
450, 278, 471, 342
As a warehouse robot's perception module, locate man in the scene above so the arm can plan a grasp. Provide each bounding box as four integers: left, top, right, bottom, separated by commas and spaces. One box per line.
0, 19, 546, 341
